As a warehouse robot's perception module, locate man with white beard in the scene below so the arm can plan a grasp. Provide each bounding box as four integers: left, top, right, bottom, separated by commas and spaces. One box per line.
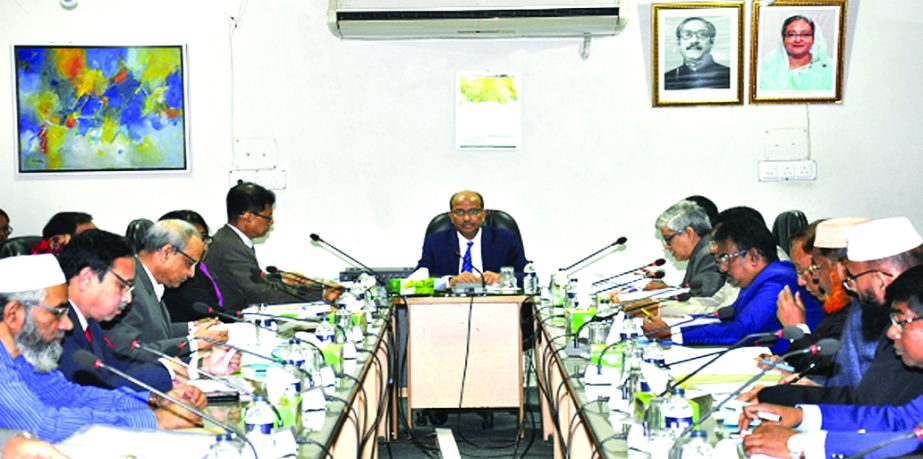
0, 254, 204, 444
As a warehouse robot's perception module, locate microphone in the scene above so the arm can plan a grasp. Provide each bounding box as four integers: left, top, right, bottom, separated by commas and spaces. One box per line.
638, 306, 735, 338
592, 259, 667, 286
131, 341, 253, 397
265, 266, 345, 292
593, 271, 665, 296
454, 250, 487, 290
192, 302, 321, 330
842, 421, 923, 459
309, 233, 386, 286
673, 279, 704, 302
250, 268, 319, 302
669, 339, 841, 458
557, 237, 628, 272
71, 350, 258, 458
662, 326, 807, 394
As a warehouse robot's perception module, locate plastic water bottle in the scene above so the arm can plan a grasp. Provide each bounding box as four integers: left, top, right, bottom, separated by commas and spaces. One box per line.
523, 262, 538, 295
643, 340, 667, 368
680, 431, 714, 458
564, 278, 579, 308
315, 320, 334, 346
205, 433, 243, 459
244, 395, 276, 455
662, 388, 694, 437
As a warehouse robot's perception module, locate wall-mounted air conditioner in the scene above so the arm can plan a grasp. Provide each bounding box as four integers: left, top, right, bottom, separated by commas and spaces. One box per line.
328, 0, 627, 40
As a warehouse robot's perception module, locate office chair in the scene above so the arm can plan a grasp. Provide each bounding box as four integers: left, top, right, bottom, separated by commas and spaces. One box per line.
125, 219, 153, 254
0, 236, 42, 258
773, 210, 808, 257
425, 209, 524, 248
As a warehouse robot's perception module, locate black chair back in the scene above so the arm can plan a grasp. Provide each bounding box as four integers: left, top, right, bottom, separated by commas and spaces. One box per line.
425, 209, 523, 248
0, 236, 42, 258
773, 210, 808, 257
125, 219, 153, 254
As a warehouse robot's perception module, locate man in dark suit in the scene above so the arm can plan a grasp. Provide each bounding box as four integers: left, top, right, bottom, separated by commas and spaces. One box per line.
664, 17, 731, 90
654, 199, 723, 298
415, 190, 527, 286
204, 182, 337, 313
58, 230, 174, 392
103, 220, 229, 363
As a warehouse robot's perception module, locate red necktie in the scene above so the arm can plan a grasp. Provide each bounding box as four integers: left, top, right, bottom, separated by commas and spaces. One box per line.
84, 328, 92, 343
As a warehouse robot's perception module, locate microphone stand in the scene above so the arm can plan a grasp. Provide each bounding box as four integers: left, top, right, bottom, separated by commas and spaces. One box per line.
557, 237, 628, 275
310, 233, 386, 286
591, 259, 666, 287
132, 341, 254, 396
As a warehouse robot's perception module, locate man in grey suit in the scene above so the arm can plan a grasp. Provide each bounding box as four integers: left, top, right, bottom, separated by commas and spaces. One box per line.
102, 220, 228, 362
204, 182, 337, 313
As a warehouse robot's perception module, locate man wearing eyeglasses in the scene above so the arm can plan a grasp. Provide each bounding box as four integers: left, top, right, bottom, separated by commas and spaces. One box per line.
664, 16, 731, 90
739, 264, 923, 459
0, 254, 205, 443
102, 220, 228, 363
413, 190, 527, 287
0, 208, 11, 242
204, 182, 338, 313
643, 217, 822, 354
756, 217, 923, 409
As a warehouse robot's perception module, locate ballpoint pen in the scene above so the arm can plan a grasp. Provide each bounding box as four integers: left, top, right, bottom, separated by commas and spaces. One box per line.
786, 362, 817, 385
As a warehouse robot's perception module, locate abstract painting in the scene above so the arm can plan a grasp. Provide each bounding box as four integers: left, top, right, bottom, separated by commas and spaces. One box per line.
14, 45, 188, 173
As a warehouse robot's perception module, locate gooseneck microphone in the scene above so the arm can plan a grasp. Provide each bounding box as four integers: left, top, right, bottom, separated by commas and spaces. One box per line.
662, 326, 807, 395
668, 339, 841, 459
557, 237, 628, 272
192, 302, 321, 329
639, 306, 735, 338
309, 233, 385, 285
592, 259, 667, 286
71, 350, 257, 458
454, 250, 487, 290
131, 340, 253, 396
265, 266, 345, 292
592, 271, 665, 296
842, 421, 923, 459
250, 268, 318, 302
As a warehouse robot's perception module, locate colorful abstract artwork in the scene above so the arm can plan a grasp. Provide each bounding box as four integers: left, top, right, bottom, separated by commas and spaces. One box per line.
14, 45, 188, 173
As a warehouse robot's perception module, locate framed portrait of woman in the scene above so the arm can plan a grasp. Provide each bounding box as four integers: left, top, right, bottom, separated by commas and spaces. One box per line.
652, 2, 744, 107
750, 0, 847, 103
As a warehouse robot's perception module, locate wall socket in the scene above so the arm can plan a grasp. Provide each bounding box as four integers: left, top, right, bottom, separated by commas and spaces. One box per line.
758, 160, 816, 182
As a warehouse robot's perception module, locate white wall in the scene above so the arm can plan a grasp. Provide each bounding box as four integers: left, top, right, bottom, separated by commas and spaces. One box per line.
1, 0, 921, 284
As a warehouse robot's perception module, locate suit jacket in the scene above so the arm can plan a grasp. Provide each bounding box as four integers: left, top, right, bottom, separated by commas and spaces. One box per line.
681, 234, 724, 298
681, 260, 823, 354
203, 225, 321, 313
783, 299, 852, 377
415, 226, 527, 277
664, 55, 731, 90
162, 263, 223, 323
60, 306, 172, 392
759, 331, 923, 407
101, 257, 189, 361
819, 395, 923, 458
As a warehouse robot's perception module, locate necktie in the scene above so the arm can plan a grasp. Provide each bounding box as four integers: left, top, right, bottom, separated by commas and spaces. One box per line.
461, 241, 474, 273
199, 262, 224, 307
84, 328, 92, 343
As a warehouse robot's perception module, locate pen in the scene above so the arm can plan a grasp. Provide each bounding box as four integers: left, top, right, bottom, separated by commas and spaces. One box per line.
760, 359, 795, 373
786, 362, 817, 385
640, 308, 652, 317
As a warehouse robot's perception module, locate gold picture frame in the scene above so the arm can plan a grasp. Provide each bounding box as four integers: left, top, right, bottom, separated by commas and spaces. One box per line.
750, 0, 847, 104
652, 2, 744, 107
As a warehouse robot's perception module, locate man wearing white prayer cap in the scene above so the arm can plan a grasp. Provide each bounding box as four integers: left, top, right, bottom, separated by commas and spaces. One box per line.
0, 255, 204, 444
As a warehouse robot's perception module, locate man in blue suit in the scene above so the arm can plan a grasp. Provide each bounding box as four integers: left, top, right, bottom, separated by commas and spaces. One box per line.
58, 230, 175, 392
739, 263, 923, 459
415, 190, 527, 287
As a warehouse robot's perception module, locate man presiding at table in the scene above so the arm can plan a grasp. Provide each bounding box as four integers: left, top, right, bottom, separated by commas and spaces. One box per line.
413, 190, 527, 287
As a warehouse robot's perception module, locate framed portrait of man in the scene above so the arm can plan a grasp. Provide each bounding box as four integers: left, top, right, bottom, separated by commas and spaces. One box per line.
652, 2, 744, 107
750, 0, 847, 103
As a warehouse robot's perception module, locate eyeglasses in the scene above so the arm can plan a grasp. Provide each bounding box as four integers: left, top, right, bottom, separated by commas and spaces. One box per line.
0, 225, 11, 235
662, 232, 679, 246
890, 312, 923, 332
202, 235, 213, 245
172, 245, 200, 269
784, 32, 814, 40
714, 250, 747, 265
842, 269, 893, 293
796, 263, 821, 277
451, 208, 484, 217
107, 268, 135, 294
679, 30, 713, 40
252, 211, 273, 222
32, 302, 70, 319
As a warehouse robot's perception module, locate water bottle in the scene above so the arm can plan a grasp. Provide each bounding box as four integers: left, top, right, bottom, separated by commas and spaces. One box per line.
315, 319, 334, 347
564, 277, 579, 308
680, 431, 714, 458
276, 362, 303, 429
244, 395, 276, 455
523, 262, 538, 295
205, 433, 243, 459
662, 388, 694, 437
643, 340, 667, 368
620, 343, 644, 401
334, 307, 352, 343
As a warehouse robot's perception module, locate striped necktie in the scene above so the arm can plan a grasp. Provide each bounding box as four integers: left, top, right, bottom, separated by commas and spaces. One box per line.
461, 241, 474, 273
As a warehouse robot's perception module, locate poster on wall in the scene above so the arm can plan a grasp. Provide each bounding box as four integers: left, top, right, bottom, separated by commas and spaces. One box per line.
750, 0, 847, 103
652, 2, 744, 107
13, 45, 189, 173
455, 72, 521, 150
